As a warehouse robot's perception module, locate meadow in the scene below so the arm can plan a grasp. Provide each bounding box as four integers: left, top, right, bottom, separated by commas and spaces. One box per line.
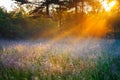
0, 0, 120, 80
0, 38, 120, 80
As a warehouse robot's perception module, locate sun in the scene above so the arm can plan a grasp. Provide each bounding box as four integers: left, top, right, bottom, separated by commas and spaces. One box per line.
101, 0, 117, 12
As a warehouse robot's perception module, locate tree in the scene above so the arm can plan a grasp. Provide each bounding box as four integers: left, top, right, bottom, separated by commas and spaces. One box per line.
67, 0, 87, 14
15, 0, 70, 16
67, 0, 80, 14
14, 0, 28, 4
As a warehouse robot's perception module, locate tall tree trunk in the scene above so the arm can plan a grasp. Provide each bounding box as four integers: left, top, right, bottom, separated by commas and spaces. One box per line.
46, 0, 49, 16
59, 4, 62, 28
75, 2, 78, 14
81, 0, 84, 14
46, 4, 49, 16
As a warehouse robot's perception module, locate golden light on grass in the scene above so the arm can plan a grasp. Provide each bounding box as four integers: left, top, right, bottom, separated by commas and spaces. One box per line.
101, 0, 117, 12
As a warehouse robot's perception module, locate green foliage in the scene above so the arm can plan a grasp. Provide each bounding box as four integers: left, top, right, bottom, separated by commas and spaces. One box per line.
0, 8, 58, 39
0, 51, 120, 80
0, 8, 26, 39
107, 14, 120, 38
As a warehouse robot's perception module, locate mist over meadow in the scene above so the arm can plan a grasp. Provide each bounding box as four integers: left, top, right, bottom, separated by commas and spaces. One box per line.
0, 0, 120, 80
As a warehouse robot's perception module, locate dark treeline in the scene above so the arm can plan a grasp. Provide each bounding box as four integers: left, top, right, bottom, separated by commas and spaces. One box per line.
0, 8, 58, 39
0, 0, 120, 39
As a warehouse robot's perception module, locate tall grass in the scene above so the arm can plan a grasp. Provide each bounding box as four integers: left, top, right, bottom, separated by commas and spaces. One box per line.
0, 45, 119, 80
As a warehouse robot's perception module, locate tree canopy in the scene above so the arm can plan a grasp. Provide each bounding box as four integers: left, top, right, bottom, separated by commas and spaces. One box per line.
14, 0, 120, 16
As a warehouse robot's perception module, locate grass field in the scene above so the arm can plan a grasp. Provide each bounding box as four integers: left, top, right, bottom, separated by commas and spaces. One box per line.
0, 38, 120, 80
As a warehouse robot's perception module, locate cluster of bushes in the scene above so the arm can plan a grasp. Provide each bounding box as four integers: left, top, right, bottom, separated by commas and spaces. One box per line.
0, 8, 58, 39
107, 13, 120, 39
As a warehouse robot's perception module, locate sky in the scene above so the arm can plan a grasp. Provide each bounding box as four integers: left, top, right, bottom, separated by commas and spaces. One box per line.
0, 0, 42, 12
0, 0, 17, 12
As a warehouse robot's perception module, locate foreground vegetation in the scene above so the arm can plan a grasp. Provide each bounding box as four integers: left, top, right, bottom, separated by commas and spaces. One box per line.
0, 45, 120, 80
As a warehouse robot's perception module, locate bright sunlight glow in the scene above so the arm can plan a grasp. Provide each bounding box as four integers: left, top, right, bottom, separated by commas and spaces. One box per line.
0, 0, 17, 12
101, 0, 117, 12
